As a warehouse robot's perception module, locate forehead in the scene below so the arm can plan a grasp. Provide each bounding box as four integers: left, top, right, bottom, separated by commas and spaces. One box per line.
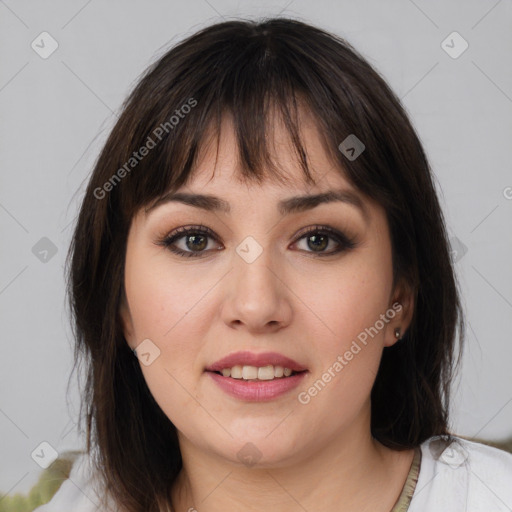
186, 108, 349, 194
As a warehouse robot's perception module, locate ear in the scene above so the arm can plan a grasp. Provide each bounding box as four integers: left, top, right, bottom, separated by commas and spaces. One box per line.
119, 291, 136, 350
384, 279, 415, 347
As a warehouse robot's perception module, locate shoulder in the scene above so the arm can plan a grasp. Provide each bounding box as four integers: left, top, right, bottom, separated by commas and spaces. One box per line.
409, 435, 512, 512
32, 451, 113, 512
456, 436, 512, 471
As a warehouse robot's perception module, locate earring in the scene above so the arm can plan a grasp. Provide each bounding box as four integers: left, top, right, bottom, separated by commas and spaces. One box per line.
394, 328, 401, 340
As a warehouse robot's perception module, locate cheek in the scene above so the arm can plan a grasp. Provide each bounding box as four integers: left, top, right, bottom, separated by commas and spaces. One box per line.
292, 245, 393, 406
125, 256, 210, 429
125, 256, 179, 338
124, 244, 233, 416
294, 253, 393, 349
125, 247, 214, 345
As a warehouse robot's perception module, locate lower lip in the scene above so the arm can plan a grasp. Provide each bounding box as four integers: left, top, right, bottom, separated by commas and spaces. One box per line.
206, 371, 308, 402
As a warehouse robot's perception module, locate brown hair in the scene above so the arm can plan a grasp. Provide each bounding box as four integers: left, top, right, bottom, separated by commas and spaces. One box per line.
66, 17, 464, 511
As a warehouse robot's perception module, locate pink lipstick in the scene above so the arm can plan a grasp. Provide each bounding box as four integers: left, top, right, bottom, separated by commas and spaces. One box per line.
205, 351, 309, 402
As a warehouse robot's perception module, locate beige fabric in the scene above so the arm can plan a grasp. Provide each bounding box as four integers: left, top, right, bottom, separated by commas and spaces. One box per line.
390, 447, 422, 512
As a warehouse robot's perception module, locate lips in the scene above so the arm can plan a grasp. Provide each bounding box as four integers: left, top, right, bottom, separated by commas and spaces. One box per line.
205, 351, 308, 373
207, 370, 308, 401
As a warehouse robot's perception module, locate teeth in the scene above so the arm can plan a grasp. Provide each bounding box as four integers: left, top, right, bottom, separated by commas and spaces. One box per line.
231, 365, 242, 379
218, 365, 298, 380
242, 365, 258, 380
257, 365, 274, 380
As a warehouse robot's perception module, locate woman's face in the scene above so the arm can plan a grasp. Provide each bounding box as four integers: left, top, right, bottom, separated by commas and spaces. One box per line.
120, 112, 412, 468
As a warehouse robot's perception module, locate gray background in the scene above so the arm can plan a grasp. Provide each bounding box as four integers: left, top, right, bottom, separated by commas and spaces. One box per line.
1, 0, 511, 497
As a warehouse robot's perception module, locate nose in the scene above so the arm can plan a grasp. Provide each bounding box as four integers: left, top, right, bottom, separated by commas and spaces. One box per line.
221, 244, 293, 334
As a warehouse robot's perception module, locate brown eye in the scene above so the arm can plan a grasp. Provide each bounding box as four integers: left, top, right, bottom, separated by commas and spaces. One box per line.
293, 225, 356, 256
183, 233, 208, 251
304, 233, 329, 252
159, 225, 221, 258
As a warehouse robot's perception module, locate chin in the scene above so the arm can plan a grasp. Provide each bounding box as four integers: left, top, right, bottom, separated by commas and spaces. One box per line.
226, 430, 304, 468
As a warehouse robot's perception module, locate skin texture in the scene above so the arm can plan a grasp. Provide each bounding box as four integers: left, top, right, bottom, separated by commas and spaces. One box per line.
120, 109, 415, 512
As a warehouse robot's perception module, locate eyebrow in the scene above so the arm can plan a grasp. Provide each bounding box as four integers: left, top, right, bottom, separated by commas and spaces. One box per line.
146, 189, 368, 220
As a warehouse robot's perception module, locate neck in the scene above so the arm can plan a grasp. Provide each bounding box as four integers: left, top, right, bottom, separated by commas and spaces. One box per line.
169, 413, 415, 512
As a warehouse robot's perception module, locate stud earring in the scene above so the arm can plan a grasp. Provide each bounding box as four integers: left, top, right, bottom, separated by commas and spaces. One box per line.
394, 328, 401, 340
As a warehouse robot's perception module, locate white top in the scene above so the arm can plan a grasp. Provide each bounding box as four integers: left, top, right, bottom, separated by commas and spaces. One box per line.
33, 436, 512, 512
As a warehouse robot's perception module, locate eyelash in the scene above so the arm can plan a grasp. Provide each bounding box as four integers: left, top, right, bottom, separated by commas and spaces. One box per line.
157, 224, 357, 259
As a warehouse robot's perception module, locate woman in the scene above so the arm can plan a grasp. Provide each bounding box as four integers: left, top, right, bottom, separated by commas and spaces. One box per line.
36, 17, 512, 512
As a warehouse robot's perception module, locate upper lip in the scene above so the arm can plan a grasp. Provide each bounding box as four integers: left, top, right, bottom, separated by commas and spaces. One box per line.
205, 351, 308, 372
